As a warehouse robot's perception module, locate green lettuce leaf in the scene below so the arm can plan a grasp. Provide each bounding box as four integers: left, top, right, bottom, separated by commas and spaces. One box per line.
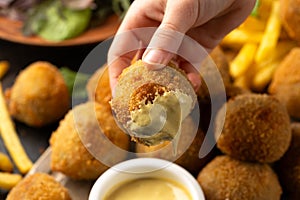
60, 67, 90, 99
23, 0, 91, 41
251, 0, 260, 18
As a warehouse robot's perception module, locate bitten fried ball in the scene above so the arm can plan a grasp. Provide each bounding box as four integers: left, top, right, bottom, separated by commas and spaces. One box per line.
276, 123, 300, 199
215, 94, 291, 163
6, 61, 70, 127
280, 0, 300, 42
50, 102, 129, 180
268, 48, 300, 119
110, 60, 197, 146
197, 155, 282, 200
6, 173, 71, 200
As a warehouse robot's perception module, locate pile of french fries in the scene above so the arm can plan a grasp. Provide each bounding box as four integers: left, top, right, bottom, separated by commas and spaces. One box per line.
221, 0, 297, 92
0, 64, 33, 190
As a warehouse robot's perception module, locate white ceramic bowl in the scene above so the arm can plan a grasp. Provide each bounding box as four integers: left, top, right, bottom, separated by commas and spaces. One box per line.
89, 157, 205, 200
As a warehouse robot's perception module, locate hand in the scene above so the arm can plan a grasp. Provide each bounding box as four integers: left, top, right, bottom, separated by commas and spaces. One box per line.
108, 0, 256, 92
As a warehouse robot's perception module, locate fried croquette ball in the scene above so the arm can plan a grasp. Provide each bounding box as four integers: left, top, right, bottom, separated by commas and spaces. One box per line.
197, 46, 246, 102
50, 102, 129, 180
197, 155, 282, 200
215, 94, 291, 163
276, 123, 300, 199
268, 48, 300, 119
86, 65, 111, 110
224, 85, 250, 100
280, 0, 300, 42
196, 47, 250, 131
136, 117, 212, 175
6, 61, 70, 127
6, 173, 71, 200
110, 60, 197, 146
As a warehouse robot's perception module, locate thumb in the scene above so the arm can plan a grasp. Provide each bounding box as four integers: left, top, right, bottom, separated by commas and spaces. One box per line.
142, 28, 184, 70
142, 0, 197, 69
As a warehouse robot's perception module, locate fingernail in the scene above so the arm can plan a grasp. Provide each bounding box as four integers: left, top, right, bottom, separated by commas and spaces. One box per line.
142, 49, 173, 70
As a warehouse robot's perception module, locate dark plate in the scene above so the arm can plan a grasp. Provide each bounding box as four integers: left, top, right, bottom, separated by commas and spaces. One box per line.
0, 38, 104, 198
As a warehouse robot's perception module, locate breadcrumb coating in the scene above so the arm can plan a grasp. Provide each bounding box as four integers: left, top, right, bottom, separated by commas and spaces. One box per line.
268, 48, 300, 119
276, 123, 300, 199
6, 173, 71, 200
110, 60, 197, 146
280, 0, 300, 42
215, 93, 291, 163
6, 61, 70, 127
197, 155, 282, 200
50, 102, 129, 180
129, 83, 167, 111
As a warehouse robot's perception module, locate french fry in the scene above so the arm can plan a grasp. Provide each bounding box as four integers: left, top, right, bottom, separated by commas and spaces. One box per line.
0, 83, 33, 174
0, 61, 9, 79
258, 0, 273, 20
222, 29, 263, 48
255, 0, 281, 63
0, 152, 14, 172
233, 74, 251, 90
0, 172, 22, 190
252, 61, 280, 91
251, 41, 296, 91
230, 43, 257, 78
240, 16, 266, 32
254, 40, 296, 71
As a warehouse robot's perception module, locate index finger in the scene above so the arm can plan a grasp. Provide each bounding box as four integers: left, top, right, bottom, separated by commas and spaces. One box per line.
108, 51, 137, 91
107, 29, 141, 90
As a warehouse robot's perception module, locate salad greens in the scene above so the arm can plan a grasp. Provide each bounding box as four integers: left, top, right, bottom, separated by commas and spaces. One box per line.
23, 0, 92, 41
59, 67, 90, 99
251, 0, 260, 18
0, 0, 133, 41
112, 0, 132, 19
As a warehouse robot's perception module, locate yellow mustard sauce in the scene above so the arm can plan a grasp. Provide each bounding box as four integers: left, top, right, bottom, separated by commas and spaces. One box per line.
103, 178, 192, 200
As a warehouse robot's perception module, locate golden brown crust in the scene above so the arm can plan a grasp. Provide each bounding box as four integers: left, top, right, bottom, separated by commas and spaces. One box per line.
276, 123, 300, 199
111, 60, 196, 125
50, 102, 129, 180
224, 85, 251, 100
197, 155, 282, 200
6, 173, 71, 200
215, 93, 291, 163
50, 103, 108, 180
110, 60, 197, 146
86, 65, 112, 110
6, 61, 70, 127
268, 48, 300, 119
280, 0, 300, 42
86, 66, 130, 143
197, 46, 232, 102
129, 83, 167, 111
